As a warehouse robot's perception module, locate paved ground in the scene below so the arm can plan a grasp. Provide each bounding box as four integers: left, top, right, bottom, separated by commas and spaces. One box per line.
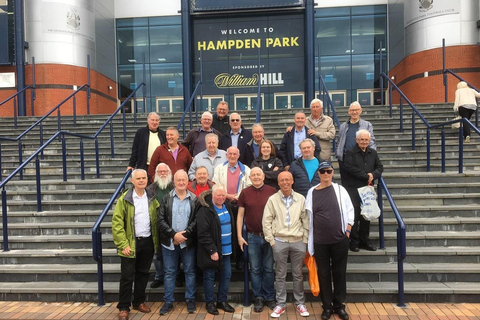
0, 301, 479, 319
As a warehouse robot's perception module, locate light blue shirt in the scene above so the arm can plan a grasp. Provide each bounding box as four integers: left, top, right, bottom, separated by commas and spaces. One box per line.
230, 128, 242, 148
163, 191, 191, 250
294, 127, 305, 159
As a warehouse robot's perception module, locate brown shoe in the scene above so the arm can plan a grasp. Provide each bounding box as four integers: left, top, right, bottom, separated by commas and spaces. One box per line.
133, 303, 151, 313
118, 310, 129, 320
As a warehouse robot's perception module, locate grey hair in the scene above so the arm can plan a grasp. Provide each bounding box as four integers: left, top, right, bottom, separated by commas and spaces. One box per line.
212, 183, 226, 194
205, 132, 219, 143
131, 168, 147, 179
299, 138, 315, 148
356, 129, 371, 138
310, 98, 323, 108
201, 111, 213, 120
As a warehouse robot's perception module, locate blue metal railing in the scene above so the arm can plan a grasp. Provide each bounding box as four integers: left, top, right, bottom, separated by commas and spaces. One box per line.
92, 170, 132, 306
377, 177, 406, 307
177, 81, 202, 138
0, 57, 36, 126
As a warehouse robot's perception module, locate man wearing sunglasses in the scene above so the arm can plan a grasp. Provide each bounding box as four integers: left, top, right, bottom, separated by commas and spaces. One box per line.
342, 129, 383, 252
305, 161, 354, 320
220, 113, 253, 153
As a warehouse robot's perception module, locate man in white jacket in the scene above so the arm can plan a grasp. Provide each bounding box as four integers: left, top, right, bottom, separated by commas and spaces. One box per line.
305, 161, 354, 320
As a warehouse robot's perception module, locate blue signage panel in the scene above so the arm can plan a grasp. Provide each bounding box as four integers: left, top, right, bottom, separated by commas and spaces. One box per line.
193, 14, 305, 96
192, 0, 304, 12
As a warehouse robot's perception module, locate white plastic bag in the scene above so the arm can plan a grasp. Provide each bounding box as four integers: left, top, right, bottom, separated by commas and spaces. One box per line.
357, 185, 381, 221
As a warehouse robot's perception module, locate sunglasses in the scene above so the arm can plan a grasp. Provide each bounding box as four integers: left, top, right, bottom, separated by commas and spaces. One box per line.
230, 119, 240, 122
319, 169, 333, 174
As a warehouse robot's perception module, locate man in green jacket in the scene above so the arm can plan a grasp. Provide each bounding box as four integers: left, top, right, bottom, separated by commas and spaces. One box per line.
112, 169, 159, 320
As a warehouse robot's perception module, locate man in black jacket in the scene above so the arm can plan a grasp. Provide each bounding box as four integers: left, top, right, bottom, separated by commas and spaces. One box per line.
212, 101, 230, 134
157, 170, 198, 315
127, 112, 166, 178
342, 129, 383, 252
219, 112, 253, 152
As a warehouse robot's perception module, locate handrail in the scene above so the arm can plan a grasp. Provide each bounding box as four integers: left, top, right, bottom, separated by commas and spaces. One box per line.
0, 57, 36, 126
92, 170, 132, 306
377, 177, 406, 307
177, 81, 202, 138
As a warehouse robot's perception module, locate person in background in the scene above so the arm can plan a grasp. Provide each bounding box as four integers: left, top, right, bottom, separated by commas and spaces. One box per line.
279, 112, 321, 170
157, 170, 198, 315
112, 169, 158, 320
188, 133, 226, 181
305, 161, 354, 320
127, 112, 166, 179
336, 101, 376, 180
342, 129, 383, 252
289, 139, 320, 197
182, 112, 222, 157
220, 113, 253, 152
197, 184, 237, 315
237, 167, 277, 312
453, 81, 480, 143
263, 171, 310, 318
147, 163, 173, 289
212, 101, 230, 134
148, 127, 192, 182
188, 166, 214, 197
251, 139, 283, 190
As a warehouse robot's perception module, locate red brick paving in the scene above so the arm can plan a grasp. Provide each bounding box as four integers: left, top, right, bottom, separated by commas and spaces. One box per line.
0, 302, 479, 320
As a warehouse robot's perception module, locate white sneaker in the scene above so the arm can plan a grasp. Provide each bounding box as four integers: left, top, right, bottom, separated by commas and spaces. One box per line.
271, 306, 285, 318
296, 304, 310, 317
465, 136, 471, 143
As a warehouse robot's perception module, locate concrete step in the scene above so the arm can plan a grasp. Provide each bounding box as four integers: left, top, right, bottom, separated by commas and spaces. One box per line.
0, 221, 112, 236
4, 210, 112, 223
0, 235, 116, 250
372, 217, 480, 232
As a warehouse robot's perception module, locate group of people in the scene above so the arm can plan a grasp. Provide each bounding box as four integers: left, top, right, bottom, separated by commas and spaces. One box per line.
112, 99, 384, 320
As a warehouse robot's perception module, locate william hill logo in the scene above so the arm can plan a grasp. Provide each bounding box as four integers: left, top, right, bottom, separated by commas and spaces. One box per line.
214, 73, 284, 88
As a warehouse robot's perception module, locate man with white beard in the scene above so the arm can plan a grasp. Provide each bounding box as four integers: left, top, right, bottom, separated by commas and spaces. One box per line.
146, 163, 173, 288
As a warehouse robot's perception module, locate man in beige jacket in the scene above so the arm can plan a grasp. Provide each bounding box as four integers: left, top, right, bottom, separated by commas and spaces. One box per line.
262, 171, 310, 318
306, 99, 336, 160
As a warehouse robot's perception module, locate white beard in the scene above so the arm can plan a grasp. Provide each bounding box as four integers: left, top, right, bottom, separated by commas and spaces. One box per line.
154, 173, 172, 189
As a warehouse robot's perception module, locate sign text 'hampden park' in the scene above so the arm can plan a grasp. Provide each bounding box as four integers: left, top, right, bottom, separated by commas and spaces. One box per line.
198, 37, 299, 51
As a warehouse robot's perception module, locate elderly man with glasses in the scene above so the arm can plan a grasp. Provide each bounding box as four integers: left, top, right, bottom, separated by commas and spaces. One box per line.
305, 161, 354, 320
220, 112, 253, 152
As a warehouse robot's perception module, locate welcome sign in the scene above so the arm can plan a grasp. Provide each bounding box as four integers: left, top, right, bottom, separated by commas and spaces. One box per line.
193, 13, 305, 95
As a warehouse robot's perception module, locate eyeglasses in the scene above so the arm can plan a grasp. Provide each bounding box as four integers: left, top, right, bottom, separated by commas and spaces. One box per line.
230, 119, 240, 122
319, 169, 333, 174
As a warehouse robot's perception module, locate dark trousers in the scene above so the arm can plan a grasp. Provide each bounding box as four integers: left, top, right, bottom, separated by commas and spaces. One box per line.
344, 187, 371, 247
117, 236, 154, 311
458, 107, 475, 138
314, 237, 349, 311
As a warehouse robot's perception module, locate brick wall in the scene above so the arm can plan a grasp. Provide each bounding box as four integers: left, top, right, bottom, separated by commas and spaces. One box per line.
388, 45, 480, 104
0, 64, 117, 117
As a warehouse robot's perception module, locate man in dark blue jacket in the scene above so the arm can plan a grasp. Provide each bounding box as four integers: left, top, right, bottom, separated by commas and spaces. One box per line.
290, 139, 321, 197
279, 112, 321, 170
220, 113, 253, 152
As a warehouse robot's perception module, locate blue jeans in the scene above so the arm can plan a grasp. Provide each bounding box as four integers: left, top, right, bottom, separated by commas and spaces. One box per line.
152, 253, 164, 281
162, 246, 196, 303
203, 254, 231, 303
247, 233, 275, 301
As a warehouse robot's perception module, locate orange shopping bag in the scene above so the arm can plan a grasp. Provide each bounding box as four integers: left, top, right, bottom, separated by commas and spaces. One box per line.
304, 252, 320, 296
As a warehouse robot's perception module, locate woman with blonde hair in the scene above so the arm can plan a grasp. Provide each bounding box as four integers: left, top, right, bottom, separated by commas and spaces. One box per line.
454, 81, 480, 142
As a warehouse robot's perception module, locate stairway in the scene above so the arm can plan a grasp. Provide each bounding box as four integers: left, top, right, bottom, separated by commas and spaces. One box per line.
0, 103, 479, 303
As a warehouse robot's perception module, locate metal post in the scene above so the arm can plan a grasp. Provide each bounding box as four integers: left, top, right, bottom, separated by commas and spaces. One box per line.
441, 129, 446, 173
380, 41, 384, 106
95, 139, 100, 178
399, 98, 403, 132
35, 156, 42, 212
13, 97, 17, 129
458, 123, 463, 174
305, 0, 315, 104
87, 55, 91, 114
122, 110, 127, 141
181, 0, 193, 118
57, 109, 62, 141
0, 144, 2, 181
110, 122, 115, 159
389, 85, 392, 117
73, 95, 77, 126
397, 227, 406, 307
377, 184, 384, 249
2, 188, 9, 251
199, 50, 204, 112
18, 141, 23, 180
142, 53, 146, 113
62, 136, 67, 181
442, 38, 447, 102
80, 139, 85, 181
426, 129, 431, 172
31, 57, 36, 116
411, 111, 415, 150
95, 232, 105, 306
40, 122, 44, 160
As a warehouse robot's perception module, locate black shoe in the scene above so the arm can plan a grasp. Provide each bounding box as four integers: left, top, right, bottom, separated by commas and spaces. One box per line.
336, 309, 349, 320
349, 245, 359, 252
186, 300, 196, 314
150, 279, 163, 288
217, 301, 235, 313
253, 297, 264, 312
159, 302, 173, 315
206, 302, 219, 315
321, 309, 333, 320
266, 300, 276, 310
359, 243, 377, 251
